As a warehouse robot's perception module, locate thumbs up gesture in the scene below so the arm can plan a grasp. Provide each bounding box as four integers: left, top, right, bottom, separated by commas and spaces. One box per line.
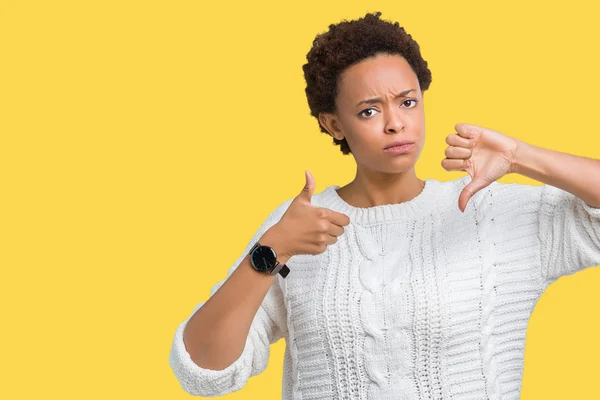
267, 170, 351, 257
442, 123, 520, 212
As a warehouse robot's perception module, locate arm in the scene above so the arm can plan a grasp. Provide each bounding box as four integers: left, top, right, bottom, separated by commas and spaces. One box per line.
182, 229, 290, 371
511, 140, 600, 208
512, 140, 600, 281
168, 200, 292, 396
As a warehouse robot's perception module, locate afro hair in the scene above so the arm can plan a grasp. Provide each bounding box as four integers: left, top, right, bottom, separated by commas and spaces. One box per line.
302, 11, 432, 155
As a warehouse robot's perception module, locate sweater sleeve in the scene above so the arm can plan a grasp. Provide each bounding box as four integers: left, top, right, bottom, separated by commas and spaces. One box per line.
538, 184, 600, 282
168, 198, 293, 397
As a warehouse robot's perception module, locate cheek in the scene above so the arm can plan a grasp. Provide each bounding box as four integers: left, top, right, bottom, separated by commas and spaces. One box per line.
346, 128, 378, 154
349, 120, 382, 141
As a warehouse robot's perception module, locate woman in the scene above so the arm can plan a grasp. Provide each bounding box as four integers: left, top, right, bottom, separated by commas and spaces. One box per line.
169, 11, 600, 399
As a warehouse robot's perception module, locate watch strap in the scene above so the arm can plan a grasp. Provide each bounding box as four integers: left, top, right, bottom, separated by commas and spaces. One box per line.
270, 261, 290, 278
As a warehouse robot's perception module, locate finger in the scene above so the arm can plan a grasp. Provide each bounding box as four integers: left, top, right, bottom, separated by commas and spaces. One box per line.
445, 133, 472, 148
458, 178, 491, 212
323, 209, 351, 227
325, 234, 338, 245
327, 222, 345, 237
441, 158, 467, 171
455, 123, 478, 139
445, 146, 472, 159
297, 170, 315, 202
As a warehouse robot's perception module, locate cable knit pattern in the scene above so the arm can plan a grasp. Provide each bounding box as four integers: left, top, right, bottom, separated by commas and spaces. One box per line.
169, 175, 600, 399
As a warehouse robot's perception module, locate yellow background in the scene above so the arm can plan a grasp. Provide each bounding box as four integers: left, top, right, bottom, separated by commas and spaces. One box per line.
2, 0, 599, 398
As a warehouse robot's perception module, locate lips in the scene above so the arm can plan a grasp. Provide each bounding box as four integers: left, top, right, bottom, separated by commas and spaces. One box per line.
384, 140, 415, 150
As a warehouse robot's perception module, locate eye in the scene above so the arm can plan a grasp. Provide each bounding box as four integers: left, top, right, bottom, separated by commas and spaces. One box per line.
402, 99, 419, 108
358, 100, 418, 118
358, 107, 379, 118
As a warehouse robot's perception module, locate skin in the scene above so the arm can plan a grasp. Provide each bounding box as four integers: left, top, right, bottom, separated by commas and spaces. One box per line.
319, 52, 600, 212
319, 52, 427, 208
447, 123, 600, 210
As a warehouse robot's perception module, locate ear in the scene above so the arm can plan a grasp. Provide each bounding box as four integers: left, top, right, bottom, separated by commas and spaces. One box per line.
319, 112, 345, 141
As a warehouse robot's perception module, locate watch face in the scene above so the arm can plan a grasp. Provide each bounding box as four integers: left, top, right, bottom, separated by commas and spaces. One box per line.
251, 245, 276, 272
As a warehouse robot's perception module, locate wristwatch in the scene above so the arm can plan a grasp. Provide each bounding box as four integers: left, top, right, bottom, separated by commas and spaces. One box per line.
249, 242, 290, 278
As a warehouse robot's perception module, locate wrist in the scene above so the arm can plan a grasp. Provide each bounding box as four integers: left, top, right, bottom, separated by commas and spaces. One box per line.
260, 227, 291, 262
510, 139, 533, 176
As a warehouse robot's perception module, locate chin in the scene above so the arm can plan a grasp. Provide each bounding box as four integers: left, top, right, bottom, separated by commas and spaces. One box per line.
382, 157, 419, 173
377, 163, 416, 175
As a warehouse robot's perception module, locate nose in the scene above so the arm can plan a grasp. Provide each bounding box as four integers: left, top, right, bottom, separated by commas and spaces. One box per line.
384, 108, 406, 134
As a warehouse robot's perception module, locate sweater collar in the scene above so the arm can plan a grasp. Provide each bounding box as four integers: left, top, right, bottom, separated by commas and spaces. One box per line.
318, 177, 448, 225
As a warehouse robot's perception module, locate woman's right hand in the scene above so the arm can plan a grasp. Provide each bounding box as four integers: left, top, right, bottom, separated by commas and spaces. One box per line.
264, 170, 351, 258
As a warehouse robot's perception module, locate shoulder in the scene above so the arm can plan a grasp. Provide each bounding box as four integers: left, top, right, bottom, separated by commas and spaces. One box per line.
456, 175, 544, 203
430, 175, 547, 218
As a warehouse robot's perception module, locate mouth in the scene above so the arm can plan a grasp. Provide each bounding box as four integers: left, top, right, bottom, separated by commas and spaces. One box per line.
383, 140, 415, 150
383, 142, 415, 154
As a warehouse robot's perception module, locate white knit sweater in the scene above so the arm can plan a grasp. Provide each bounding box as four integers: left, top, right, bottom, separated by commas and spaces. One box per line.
169, 175, 600, 399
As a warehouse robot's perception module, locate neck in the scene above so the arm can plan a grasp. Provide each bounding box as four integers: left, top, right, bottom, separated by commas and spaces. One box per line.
336, 168, 425, 208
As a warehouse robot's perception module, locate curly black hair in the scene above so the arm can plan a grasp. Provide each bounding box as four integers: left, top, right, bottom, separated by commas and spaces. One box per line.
302, 11, 432, 155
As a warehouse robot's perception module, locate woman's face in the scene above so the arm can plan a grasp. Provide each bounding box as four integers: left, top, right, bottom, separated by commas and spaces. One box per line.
320, 53, 425, 175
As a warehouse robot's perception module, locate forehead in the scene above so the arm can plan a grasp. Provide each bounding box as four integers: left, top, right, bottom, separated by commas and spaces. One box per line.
337, 54, 419, 101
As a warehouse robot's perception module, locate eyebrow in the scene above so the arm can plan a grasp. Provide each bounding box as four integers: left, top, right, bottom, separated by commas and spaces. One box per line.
355, 89, 417, 107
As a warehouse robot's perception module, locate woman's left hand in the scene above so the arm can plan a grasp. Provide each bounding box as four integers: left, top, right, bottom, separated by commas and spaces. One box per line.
442, 123, 520, 213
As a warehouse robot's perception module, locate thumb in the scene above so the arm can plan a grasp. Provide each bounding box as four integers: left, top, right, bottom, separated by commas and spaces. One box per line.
298, 170, 315, 202
458, 177, 490, 213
